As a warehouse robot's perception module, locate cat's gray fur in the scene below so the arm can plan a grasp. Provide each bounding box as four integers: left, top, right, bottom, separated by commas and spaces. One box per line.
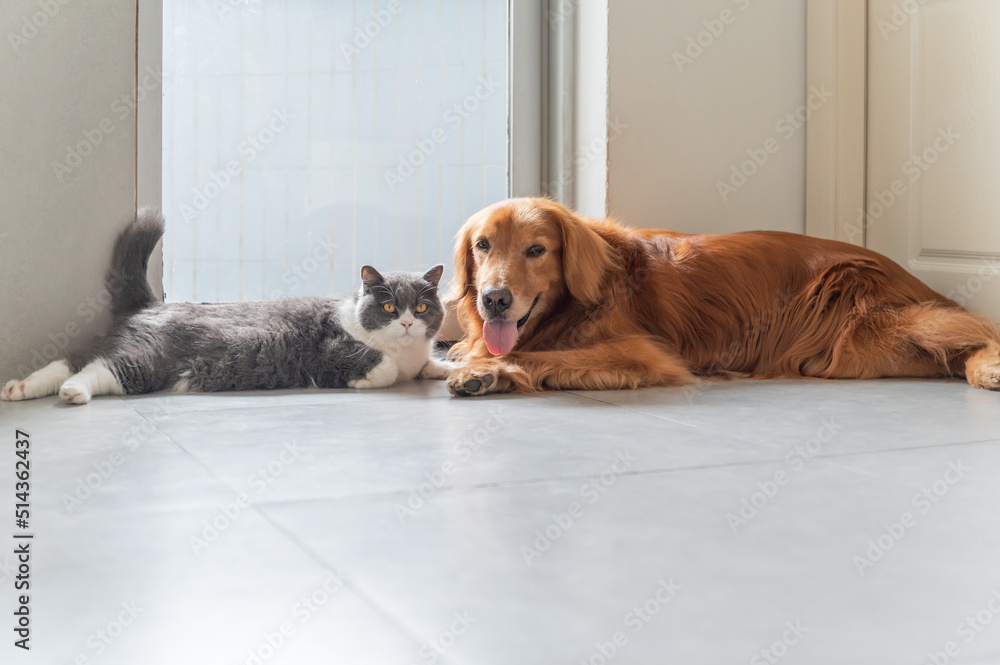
4, 209, 448, 402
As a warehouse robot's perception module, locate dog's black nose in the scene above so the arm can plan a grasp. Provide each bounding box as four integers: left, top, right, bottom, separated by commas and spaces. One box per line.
481, 287, 513, 314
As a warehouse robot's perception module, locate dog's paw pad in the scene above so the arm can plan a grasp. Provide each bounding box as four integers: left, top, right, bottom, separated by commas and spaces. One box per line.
967, 356, 1000, 391
971, 372, 1000, 391
447, 368, 501, 397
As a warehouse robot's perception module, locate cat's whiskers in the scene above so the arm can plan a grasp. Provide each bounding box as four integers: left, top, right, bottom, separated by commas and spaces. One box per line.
344, 337, 382, 360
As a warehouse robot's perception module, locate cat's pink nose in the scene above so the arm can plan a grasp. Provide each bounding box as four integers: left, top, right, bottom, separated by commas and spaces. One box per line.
402, 321, 412, 330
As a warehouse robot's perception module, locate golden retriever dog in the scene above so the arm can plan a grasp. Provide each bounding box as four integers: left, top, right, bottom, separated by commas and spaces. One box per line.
444, 197, 1000, 396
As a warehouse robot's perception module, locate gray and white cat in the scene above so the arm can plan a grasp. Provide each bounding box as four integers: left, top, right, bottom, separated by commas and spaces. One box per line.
1, 209, 452, 405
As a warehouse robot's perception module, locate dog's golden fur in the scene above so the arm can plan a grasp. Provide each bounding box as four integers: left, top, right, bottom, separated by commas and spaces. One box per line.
445, 197, 1000, 396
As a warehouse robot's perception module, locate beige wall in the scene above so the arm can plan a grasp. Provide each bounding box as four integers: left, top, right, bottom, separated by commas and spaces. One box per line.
0, 1, 809, 366
606, 0, 807, 234
0, 1, 149, 380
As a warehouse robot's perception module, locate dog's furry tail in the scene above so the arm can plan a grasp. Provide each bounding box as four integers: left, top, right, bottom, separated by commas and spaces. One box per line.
108, 207, 164, 315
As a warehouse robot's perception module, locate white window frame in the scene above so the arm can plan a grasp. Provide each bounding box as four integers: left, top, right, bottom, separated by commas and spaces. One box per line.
141, 0, 545, 297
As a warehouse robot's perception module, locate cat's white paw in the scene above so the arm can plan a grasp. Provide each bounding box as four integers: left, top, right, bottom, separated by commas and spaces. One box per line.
3, 360, 73, 401
59, 379, 92, 405
419, 359, 455, 380
348, 356, 399, 389
2, 379, 25, 401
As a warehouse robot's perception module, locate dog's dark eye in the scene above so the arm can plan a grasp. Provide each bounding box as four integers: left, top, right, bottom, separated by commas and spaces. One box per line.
526, 245, 546, 258
475, 239, 490, 252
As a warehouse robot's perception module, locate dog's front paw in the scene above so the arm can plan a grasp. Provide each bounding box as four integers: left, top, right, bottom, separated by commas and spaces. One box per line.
447, 363, 509, 397
966, 350, 1000, 391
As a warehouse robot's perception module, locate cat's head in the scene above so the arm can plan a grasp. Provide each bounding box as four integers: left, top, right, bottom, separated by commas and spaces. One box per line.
354, 264, 446, 347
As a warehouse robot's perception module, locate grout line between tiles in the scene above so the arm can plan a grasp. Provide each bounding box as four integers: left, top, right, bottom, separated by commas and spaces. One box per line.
48, 429, 1000, 522
113, 392, 1000, 507
251, 505, 460, 665
252, 435, 1000, 510
121, 393, 455, 416
120, 388, 604, 418
565, 390, 715, 435
815, 456, 885, 478
119, 395, 435, 654
566, 390, 1000, 453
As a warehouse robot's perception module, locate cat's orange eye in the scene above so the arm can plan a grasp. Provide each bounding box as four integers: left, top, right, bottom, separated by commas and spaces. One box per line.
415, 303, 428, 313
383, 303, 396, 313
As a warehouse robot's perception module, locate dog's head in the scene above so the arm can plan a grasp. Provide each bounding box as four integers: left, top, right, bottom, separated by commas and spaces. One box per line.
448, 197, 614, 356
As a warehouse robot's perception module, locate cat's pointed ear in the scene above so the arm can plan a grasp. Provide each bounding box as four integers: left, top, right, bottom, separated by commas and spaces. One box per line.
360, 265, 385, 292
422, 265, 445, 288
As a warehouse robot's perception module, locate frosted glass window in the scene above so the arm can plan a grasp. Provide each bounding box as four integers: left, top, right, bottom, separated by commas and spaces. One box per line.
162, 0, 508, 302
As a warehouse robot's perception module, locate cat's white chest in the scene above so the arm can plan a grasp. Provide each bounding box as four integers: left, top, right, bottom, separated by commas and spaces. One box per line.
391, 341, 432, 381
337, 299, 434, 384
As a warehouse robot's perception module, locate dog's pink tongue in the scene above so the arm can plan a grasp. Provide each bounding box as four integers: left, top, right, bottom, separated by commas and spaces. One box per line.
483, 320, 519, 356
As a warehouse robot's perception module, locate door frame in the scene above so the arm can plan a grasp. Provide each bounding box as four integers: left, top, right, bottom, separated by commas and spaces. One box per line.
805, 0, 867, 245
137, 0, 163, 297
510, 0, 545, 198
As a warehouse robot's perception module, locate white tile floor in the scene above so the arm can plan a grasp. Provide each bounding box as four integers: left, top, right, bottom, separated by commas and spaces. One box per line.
2, 377, 1000, 664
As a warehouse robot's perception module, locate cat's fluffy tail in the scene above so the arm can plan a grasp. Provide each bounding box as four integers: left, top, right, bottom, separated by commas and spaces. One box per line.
108, 207, 165, 314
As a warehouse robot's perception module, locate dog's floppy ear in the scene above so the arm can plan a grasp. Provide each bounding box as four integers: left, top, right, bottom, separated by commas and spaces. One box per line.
556, 208, 613, 306
446, 221, 476, 302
